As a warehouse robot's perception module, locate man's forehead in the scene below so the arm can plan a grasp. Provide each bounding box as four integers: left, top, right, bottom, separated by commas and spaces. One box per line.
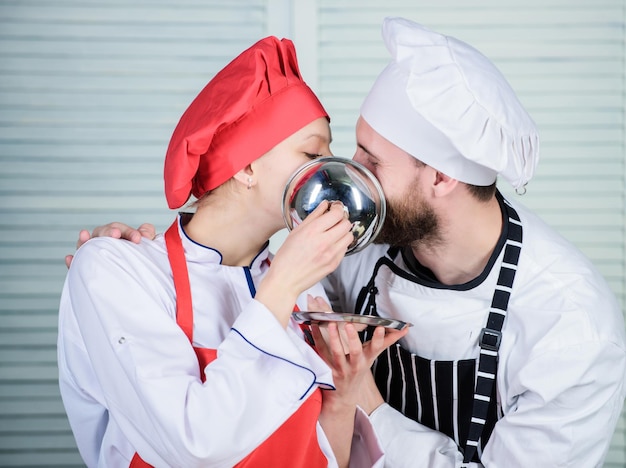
357, 120, 408, 156
357, 117, 397, 150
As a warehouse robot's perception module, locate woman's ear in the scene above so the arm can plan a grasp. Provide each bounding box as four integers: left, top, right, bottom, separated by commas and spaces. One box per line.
233, 164, 256, 190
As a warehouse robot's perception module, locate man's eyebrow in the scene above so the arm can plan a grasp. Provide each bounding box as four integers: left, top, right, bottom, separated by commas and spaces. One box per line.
357, 143, 377, 159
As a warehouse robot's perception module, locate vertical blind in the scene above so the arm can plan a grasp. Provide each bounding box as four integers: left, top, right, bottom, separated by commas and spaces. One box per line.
0, 0, 623, 466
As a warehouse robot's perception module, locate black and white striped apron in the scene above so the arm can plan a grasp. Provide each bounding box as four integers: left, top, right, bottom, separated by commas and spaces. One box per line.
355, 197, 522, 464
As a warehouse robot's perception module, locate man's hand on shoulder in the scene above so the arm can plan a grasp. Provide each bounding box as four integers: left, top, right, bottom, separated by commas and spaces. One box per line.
65, 222, 156, 268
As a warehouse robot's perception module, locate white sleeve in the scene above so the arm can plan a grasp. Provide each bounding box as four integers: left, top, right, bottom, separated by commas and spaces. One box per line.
314, 406, 386, 468
349, 406, 386, 468
60, 240, 334, 468
482, 341, 626, 468
369, 404, 475, 468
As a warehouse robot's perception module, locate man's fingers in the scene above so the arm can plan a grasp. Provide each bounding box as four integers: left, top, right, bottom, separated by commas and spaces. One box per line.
137, 223, 157, 240
69, 222, 155, 270
306, 294, 332, 312
365, 326, 387, 356
344, 323, 364, 356
90, 225, 121, 240
91, 223, 143, 244
326, 322, 351, 358
108, 225, 138, 243
365, 326, 409, 360
311, 324, 333, 358
383, 327, 409, 347
75, 229, 92, 249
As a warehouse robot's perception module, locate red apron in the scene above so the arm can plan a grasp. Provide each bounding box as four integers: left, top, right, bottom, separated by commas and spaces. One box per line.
130, 220, 327, 467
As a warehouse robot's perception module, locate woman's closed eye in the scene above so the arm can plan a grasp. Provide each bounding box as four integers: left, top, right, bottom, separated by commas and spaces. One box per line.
305, 153, 325, 159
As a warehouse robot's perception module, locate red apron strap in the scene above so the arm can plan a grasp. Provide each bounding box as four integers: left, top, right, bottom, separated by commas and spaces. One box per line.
129, 453, 151, 468
164, 220, 194, 342
129, 219, 195, 468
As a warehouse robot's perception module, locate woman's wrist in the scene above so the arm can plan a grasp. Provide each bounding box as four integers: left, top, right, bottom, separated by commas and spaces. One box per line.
255, 273, 299, 328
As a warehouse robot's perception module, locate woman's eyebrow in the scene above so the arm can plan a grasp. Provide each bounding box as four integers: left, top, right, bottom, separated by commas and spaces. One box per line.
304, 133, 332, 144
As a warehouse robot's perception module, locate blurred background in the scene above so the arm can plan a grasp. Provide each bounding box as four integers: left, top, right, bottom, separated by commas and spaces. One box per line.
0, 0, 624, 466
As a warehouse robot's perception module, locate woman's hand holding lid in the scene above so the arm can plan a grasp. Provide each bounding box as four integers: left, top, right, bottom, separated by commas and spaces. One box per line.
255, 200, 353, 327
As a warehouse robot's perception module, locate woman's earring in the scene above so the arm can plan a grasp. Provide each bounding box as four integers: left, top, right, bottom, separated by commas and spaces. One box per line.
247, 177, 253, 190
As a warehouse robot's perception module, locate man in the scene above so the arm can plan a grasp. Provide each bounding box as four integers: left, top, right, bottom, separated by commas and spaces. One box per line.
322, 17, 626, 467
70, 17, 626, 467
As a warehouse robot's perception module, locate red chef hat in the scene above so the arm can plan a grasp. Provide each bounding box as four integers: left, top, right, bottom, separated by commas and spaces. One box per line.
164, 36, 329, 209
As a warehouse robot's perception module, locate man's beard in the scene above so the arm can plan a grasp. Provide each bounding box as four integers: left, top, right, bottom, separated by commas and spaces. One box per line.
374, 181, 440, 247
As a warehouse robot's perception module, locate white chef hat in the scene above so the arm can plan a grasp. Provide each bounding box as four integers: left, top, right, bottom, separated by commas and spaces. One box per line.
360, 17, 539, 190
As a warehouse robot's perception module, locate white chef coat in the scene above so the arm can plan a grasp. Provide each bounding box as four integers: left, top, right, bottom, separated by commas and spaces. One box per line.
58, 217, 384, 468
323, 195, 626, 467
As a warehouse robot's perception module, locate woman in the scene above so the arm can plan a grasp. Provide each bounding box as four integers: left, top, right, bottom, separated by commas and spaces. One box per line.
58, 36, 405, 467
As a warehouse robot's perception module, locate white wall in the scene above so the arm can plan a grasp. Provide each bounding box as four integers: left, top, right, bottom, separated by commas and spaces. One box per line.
0, 0, 623, 465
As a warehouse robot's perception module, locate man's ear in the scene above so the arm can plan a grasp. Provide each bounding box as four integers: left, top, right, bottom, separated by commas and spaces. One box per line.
232, 164, 255, 189
432, 170, 459, 197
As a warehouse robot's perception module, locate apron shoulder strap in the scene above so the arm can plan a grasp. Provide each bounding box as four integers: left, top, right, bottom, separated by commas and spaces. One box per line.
164, 220, 194, 342
462, 198, 523, 464
355, 246, 399, 315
